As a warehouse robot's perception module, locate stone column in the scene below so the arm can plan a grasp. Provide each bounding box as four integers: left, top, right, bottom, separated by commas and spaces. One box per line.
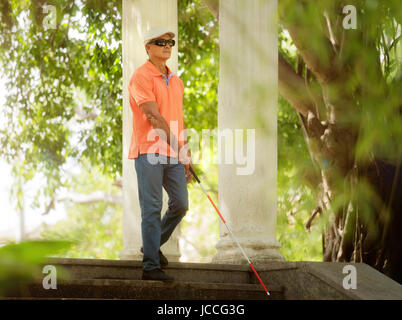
120, 0, 181, 261
213, 0, 284, 264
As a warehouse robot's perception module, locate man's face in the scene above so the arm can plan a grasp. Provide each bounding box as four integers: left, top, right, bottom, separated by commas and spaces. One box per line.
146, 33, 173, 60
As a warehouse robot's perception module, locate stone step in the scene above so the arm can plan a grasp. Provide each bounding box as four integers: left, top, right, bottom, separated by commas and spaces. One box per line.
5, 279, 285, 300
3, 258, 287, 300
43, 258, 294, 286
6, 258, 401, 300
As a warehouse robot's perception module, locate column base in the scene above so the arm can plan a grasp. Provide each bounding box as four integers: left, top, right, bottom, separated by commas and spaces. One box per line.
212, 235, 285, 265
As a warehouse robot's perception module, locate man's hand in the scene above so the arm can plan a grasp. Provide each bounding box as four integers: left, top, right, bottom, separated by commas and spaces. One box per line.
179, 145, 194, 184
184, 161, 194, 184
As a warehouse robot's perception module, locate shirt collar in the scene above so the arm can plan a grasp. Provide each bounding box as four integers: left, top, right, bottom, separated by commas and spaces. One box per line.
145, 59, 173, 77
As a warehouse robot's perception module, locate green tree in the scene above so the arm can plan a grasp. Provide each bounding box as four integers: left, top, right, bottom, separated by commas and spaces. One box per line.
0, 0, 221, 262
40, 159, 122, 259
180, 0, 321, 262
0, 0, 122, 214
0, 0, 321, 263
276, 96, 322, 261
177, 0, 220, 262
278, 0, 402, 283
203, 0, 402, 283
179, 0, 219, 132
2, 0, 370, 270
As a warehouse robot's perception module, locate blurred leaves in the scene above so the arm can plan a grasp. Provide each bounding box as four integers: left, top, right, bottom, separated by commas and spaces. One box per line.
6, 0, 397, 265
277, 96, 321, 260
40, 158, 122, 259
179, 0, 219, 133
278, 0, 402, 273
0, 240, 73, 296
0, 0, 122, 214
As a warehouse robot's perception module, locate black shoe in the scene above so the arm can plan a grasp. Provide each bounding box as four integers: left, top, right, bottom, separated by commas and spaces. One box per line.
140, 247, 169, 268
142, 269, 174, 282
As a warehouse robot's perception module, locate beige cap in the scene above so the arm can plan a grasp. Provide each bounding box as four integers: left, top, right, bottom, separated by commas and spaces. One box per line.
143, 27, 175, 45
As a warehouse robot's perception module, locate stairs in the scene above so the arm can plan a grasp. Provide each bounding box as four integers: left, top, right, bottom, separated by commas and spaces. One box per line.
3, 258, 285, 300
4, 258, 402, 299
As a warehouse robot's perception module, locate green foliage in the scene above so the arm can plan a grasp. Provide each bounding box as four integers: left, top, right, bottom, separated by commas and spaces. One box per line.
178, 0, 219, 133
276, 186, 322, 261
0, 0, 334, 263
181, 143, 219, 262
277, 1, 402, 272
0, 240, 72, 296
278, 25, 322, 260
178, 0, 322, 261
176, 0, 221, 262
40, 159, 122, 259
277, 95, 321, 261
280, 0, 402, 160
0, 0, 122, 213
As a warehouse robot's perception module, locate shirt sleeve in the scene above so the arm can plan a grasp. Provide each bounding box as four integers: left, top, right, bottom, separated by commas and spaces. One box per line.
129, 72, 156, 106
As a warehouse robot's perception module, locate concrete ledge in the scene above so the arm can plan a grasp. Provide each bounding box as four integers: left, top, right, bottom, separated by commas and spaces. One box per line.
39, 258, 402, 300
45, 257, 252, 271
299, 262, 402, 300
5, 279, 284, 300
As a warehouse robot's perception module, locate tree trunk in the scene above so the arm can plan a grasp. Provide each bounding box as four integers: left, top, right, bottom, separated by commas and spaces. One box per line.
322, 158, 402, 283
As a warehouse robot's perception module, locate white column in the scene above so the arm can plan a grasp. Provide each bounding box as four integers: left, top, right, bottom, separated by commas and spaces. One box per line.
120, 0, 181, 261
213, 0, 284, 264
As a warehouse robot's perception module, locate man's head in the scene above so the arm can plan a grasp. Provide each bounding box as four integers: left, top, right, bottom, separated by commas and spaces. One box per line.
143, 27, 175, 61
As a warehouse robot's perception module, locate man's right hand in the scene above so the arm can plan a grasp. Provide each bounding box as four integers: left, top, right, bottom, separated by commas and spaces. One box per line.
184, 161, 194, 184
178, 146, 194, 183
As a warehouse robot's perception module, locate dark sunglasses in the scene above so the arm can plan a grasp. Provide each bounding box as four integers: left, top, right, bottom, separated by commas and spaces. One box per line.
148, 39, 175, 47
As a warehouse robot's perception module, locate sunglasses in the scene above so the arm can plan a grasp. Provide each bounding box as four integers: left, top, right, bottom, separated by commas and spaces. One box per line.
148, 39, 175, 47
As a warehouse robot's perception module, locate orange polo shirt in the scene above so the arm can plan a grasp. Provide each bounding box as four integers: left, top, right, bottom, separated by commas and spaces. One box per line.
128, 60, 185, 159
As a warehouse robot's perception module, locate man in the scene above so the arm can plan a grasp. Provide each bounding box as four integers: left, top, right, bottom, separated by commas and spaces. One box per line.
128, 27, 194, 281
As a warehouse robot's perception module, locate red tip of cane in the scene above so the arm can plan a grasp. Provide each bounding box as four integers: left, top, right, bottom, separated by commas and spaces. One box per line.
249, 262, 270, 296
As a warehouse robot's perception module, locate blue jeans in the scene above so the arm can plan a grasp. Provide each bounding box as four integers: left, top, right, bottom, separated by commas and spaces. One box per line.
134, 153, 189, 271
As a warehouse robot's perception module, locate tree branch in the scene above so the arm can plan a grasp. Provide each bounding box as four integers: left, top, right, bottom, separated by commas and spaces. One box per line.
57, 191, 123, 206
201, 0, 219, 20
42, 191, 122, 215
306, 205, 322, 231
202, 0, 325, 119
278, 53, 323, 118
279, 1, 340, 84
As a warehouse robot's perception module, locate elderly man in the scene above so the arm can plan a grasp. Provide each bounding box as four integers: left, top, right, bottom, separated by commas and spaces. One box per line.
128, 27, 194, 281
